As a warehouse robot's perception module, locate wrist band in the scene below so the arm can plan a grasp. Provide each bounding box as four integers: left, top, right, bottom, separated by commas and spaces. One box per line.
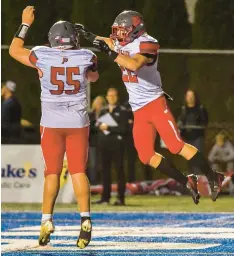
15, 24, 30, 40
109, 50, 119, 60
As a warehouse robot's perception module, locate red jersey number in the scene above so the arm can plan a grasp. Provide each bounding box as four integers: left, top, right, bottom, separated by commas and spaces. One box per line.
50, 67, 80, 95
120, 66, 138, 83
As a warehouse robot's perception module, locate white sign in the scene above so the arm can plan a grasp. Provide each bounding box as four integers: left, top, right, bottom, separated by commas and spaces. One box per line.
1, 145, 76, 203
1, 145, 44, 203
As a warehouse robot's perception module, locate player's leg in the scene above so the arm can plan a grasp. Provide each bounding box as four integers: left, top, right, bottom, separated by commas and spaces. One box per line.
179, 143, 224, 201
39, 126, 66, 245
65, 127, 91, 249
133, 112, 198, 204
152, 96, 223, 201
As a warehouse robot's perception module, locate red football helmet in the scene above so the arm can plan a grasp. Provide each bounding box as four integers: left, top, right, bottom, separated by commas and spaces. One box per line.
110, 10, 145, 46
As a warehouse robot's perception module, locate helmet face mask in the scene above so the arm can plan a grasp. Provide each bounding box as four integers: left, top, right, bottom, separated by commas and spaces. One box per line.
48, 21, 80, 49
110, 10, 145, 46
111, 26, 133, 45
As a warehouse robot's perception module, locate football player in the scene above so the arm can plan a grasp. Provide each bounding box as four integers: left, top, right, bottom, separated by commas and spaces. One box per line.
9, 6, 98, 249
76, 10, 224, 203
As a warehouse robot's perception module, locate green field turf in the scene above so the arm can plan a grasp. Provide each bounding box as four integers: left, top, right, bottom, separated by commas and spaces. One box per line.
2, 195, 234, 212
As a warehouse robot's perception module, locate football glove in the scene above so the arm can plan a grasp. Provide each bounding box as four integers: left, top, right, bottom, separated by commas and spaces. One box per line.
93, 39, 118, 60
74, 23, 96, 43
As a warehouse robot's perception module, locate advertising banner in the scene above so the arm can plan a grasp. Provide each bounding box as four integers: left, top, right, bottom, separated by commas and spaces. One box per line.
1, 145, 44, 203
1, 145, 75, 203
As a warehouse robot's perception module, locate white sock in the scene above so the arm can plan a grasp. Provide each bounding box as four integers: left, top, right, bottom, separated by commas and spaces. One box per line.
80, 212, 90, 218
42, 214, 52, 223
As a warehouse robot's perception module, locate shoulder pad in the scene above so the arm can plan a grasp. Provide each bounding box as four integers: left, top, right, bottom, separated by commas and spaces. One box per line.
31, 45, 50, 52
139, 34, 158, 43
79, 48, 96, 56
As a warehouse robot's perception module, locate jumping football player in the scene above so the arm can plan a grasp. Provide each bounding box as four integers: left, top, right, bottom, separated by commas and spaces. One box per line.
76, 10, 224, 203
9, 6, 98, 249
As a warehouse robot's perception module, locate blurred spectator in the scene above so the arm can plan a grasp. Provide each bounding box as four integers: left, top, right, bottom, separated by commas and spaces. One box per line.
93, 88, 128, 206
178, 89, 208, 174
208, 133, 234, 196
123, 101, 137, 182
87, 96, 106, 184
1, 81, 22, 144
208, 133, 234, 173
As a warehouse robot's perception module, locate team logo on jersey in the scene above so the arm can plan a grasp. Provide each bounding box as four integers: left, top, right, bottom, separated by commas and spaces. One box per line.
117, 49, 130, 56
62, 57, 68, 64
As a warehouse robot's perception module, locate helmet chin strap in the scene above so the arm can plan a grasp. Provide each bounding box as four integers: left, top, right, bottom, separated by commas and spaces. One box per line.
129, 23, 145, 41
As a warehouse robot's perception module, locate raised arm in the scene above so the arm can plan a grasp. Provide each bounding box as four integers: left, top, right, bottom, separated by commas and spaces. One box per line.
9, 6, 35, 68
74, 24, 153, 71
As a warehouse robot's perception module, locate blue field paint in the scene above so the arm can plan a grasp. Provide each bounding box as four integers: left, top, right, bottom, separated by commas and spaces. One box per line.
1, 212, 234, 255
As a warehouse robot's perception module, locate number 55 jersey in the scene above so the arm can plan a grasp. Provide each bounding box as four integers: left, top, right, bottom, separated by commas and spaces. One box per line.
113, 33, 163, 112
29, 46, 96, 128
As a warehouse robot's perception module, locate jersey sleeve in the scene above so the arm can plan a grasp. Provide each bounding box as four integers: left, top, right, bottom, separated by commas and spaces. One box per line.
139, 41, 160, 55
87, 53, 98, 72
29, 46, 47, 67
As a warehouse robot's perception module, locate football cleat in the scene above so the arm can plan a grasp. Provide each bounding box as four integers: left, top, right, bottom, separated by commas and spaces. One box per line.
186, 174, 200, 205
210, 171, 224, 202
38, 220, 55, 246
77, 217, 92, 249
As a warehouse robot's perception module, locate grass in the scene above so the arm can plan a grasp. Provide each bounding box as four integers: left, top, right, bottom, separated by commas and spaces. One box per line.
2, 195, 234, 212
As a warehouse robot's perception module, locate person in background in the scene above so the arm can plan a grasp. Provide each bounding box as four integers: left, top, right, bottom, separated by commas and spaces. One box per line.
87, 96, 106, 185
208, 133, 234, 173
1, 80, 22, 144
123, 101, 137, 183
178, 89, 208, 175
208, 133, 234, 196
93, 88, 128, 206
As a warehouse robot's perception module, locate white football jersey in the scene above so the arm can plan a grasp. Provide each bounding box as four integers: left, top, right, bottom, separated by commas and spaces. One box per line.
29, 46, 96, 128
113, 34, 163, 111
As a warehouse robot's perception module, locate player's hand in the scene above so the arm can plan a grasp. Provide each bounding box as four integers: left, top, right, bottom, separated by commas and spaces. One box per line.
74, 23, 87, 34
99, 123, 108, 131
22, 6, 35, 26
93, 39, 111, 55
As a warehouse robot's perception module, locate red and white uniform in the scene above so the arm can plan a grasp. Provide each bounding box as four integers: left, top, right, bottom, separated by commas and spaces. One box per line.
29, 46, 96, 176
114, 34, 184, 164
114, 34, 163, 111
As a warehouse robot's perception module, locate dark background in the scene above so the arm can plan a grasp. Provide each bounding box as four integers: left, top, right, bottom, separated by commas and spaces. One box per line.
1, 0, 234, 175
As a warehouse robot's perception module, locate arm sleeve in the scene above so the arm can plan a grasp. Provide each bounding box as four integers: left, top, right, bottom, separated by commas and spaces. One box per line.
138, 41, 159, 65
139, 41, 160, 54
29, 50, 39, 67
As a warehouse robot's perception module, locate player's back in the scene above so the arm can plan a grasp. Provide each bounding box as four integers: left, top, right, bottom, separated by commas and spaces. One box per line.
29, 46, 96, 128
